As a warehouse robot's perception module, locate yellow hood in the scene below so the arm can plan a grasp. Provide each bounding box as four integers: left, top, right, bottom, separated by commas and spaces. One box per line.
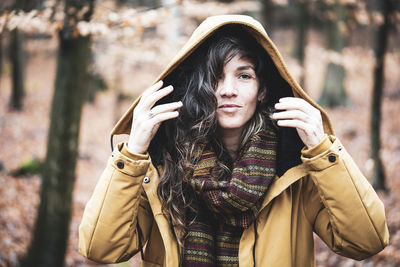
111, 14, 334, 137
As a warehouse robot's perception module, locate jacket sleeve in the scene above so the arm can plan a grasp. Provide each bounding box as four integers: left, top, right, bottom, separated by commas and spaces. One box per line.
301, 135, 389, 260
79, 142, 154, 263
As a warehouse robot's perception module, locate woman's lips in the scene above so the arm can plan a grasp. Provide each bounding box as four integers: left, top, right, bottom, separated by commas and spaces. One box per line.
218, 104, 241, 112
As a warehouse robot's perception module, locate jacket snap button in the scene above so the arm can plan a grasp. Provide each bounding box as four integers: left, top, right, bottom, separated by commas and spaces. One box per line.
116, 161, 124, 169
143, 177, 150, 183
328, 154, 336, 163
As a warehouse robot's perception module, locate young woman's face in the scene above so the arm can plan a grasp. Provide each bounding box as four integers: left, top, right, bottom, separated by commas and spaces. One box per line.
215, 54, 263, 134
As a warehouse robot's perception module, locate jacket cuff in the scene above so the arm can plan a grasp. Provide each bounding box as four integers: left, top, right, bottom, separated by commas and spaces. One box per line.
301, 135, 342, 171
301, 134, 332, 158
110, 142, 150, 177
121, 142, 149, 160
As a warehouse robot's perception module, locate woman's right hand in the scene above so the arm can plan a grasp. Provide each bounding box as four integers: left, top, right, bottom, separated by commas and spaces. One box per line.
127, 80, 182, 154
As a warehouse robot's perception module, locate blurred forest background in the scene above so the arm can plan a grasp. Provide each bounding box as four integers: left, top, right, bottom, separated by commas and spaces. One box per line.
0, 0, 399, 266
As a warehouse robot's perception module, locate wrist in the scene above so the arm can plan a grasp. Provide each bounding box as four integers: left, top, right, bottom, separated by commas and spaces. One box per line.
302, 134, 332, 158
121, 142, 149, 160
305, 132, 326, 149
126, 140, 146, 155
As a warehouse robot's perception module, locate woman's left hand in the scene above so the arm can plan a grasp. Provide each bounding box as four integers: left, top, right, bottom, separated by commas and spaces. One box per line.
272, 97, 325, 149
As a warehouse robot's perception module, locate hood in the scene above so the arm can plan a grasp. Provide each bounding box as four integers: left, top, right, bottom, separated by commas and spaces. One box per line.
110, 14, 335, 176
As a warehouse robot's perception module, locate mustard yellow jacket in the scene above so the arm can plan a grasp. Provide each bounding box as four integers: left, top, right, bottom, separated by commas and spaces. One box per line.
79, 15, 389, 266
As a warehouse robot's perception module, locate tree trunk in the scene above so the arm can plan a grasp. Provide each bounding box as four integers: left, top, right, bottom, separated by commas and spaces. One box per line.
370, 0, 391, 191
318, 0, 350, 107
9, 0, 37, 110
0, 33, 2, 90
120, 0, 159, 8
10, 28, 25, 110
294, 0, 309, 88
162, 0, 181, 41
261, 0, 274, 35
21, 0, 94, 266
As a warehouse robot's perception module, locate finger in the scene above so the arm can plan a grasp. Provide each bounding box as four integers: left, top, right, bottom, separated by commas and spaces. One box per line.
135, 81, 165, 111
272, 109, 313, 124
141, 80, 164, 98
141, 85, 174, 110
275, 97, 317, 115
279, 97, 310, 105
151, 111, 180, 124
149, 101, 183, 118
275, 97, 309, 111
276, 119, 312, 133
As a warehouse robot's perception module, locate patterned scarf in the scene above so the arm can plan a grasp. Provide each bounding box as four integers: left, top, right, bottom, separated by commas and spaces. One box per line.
182, 127, 277, 266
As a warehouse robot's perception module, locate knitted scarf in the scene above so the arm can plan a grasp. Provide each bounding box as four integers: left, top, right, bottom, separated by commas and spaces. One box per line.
182, 127, 277, 266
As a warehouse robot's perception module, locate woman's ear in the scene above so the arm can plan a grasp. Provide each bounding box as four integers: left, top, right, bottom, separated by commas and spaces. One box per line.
257, 88, 266, 101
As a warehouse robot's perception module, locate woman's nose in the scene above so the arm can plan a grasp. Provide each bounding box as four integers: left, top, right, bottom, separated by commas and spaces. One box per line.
217, 78, 237, 97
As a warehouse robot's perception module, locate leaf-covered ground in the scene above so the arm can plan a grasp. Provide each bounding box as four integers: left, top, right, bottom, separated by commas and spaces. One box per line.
0, 2, 399, 266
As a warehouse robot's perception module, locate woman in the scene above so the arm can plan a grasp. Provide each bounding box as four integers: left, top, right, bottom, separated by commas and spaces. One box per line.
79, 15, 388, 266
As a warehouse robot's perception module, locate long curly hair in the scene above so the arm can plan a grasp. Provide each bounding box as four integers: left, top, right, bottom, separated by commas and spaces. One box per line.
153, 25, 275, 246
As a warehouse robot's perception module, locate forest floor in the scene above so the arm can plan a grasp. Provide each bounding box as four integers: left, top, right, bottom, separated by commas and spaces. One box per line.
1, 2, 400, 267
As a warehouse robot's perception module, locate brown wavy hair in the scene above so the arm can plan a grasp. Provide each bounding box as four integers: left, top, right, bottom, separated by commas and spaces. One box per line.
153, 25, 274, 246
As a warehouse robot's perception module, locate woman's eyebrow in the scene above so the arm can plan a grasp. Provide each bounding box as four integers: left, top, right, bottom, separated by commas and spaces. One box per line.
236, 65, 255, 71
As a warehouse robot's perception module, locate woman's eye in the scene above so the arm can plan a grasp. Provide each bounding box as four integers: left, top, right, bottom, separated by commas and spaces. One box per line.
239, 74, 252, 80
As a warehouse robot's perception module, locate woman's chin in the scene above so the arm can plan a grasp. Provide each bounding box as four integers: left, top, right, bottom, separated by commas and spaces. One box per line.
217, 122, 246, 134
